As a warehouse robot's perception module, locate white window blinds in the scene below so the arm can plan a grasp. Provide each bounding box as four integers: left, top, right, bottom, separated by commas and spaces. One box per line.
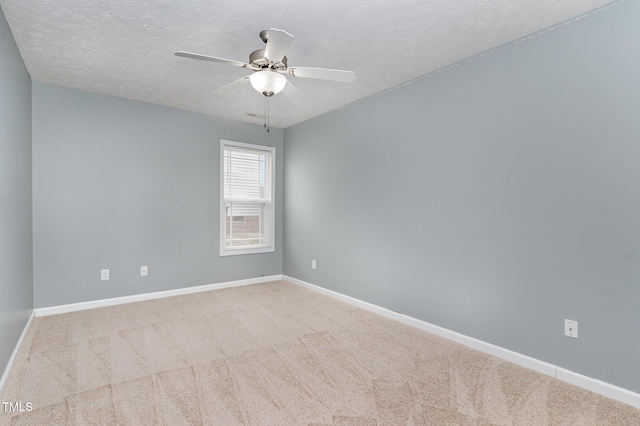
220, 140, 275, 255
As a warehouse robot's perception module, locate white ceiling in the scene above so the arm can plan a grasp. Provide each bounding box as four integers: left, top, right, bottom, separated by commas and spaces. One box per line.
2, 0, 613, 128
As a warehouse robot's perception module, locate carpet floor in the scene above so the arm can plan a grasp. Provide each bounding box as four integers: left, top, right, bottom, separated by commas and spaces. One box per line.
1, 280, 638, 425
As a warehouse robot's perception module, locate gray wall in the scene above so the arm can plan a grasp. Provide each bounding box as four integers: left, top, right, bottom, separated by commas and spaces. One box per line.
284, 1, 640, 392
33, 83, 283, 308
0, 5, 33, 376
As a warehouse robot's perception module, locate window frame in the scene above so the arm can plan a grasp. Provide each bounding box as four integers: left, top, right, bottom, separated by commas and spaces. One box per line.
219, 139, 276, 256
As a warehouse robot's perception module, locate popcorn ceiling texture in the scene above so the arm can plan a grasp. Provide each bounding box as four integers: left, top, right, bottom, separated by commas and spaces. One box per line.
1, 0, 614, 128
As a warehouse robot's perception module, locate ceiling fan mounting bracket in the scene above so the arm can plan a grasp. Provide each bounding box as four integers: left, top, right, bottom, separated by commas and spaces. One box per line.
259, 29, 270, 44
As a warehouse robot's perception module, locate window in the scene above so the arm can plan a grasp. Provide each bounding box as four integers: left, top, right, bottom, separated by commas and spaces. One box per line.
220, 140, 275, 256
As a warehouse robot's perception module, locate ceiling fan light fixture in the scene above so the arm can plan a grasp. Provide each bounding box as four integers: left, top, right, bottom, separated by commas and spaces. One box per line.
250, 71, 286, 97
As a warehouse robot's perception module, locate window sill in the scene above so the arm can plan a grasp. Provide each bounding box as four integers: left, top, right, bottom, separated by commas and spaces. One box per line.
220, 246, 275, 256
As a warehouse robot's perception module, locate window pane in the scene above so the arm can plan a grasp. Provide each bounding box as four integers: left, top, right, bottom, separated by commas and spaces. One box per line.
225, 202, 267, 248
224, 147, 270, 201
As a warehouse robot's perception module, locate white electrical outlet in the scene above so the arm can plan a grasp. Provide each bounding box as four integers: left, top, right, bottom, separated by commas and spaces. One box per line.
565, 319, 578, 338
311, 259, 317, 270
140, 266, 148, 276
100, 269, 109, 281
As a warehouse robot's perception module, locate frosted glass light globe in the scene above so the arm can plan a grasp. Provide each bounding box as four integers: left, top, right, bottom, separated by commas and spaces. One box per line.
250, 71, 287, 97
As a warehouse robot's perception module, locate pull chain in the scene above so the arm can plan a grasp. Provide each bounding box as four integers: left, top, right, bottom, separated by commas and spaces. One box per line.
263, 95, 271, 133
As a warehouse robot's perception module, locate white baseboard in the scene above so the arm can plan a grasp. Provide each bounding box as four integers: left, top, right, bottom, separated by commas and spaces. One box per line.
35, 275, 283, 317
0, 310, 35, 397
282, 275, 640, 409
556, 368, 640, 409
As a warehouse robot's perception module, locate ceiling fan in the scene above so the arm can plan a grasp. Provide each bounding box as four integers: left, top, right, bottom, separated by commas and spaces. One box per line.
174, 28, 356, 103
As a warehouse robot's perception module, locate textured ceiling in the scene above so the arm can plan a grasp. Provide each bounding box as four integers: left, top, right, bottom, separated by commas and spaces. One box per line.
2, 0, 614, 128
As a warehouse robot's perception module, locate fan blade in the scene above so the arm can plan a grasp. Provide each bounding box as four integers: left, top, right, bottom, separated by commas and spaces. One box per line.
288, 67, 356, 83
174, 51, 251, 68
264, 29, 294, 64
282, 80, 306, 105
214, 76, 250, 95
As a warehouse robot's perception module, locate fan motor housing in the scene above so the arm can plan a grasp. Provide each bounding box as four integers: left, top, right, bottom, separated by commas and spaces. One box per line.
250, 49, 287, 69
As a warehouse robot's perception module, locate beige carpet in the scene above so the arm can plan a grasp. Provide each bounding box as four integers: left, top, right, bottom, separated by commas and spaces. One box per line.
1, 280, 638, 425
